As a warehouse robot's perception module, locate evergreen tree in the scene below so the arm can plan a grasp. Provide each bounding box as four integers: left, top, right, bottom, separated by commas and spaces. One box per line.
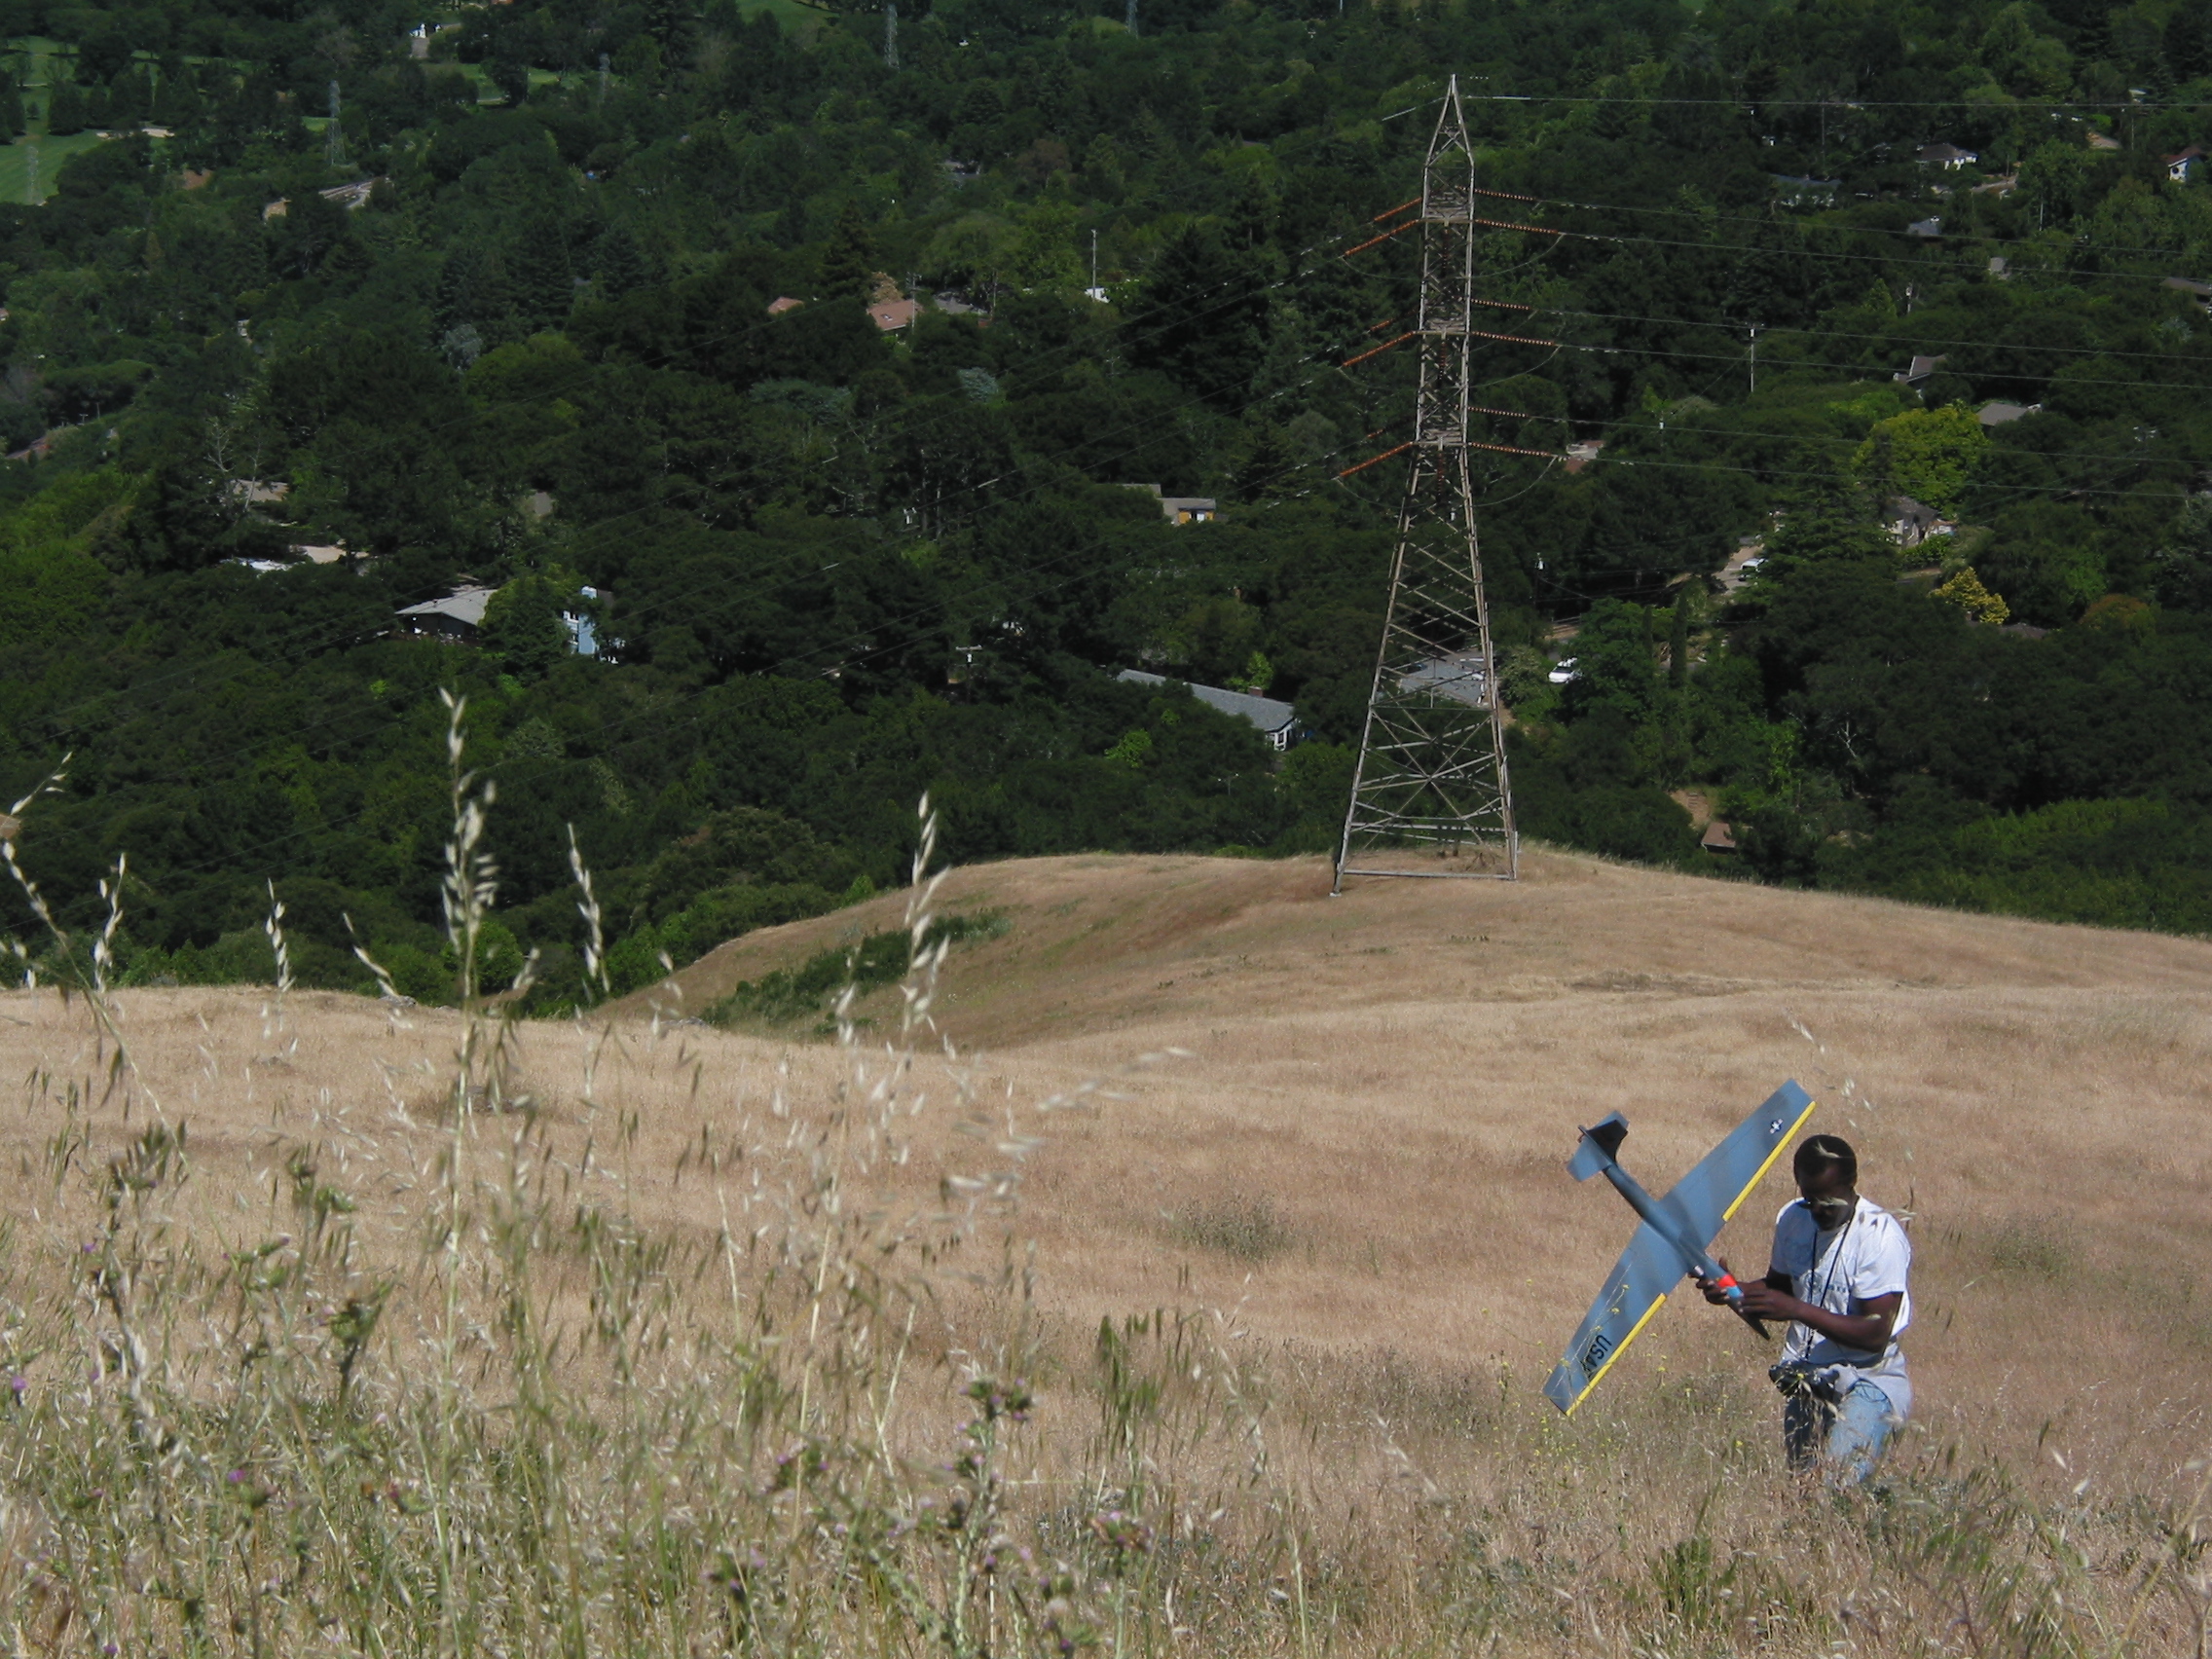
129, 65, 159, 123
1669, 588, 1692, 688
1123, 222, 1272, 404
643, 0, 697, 58
0, 73, 23, 140
2166, 6, 2212, 82
481, 573, 574, 680
508, 216, 575, 332
819, 201, 876, 298
45, 79, 87, 135
151, 62, 199, 129
436, 240, 502, 335
590, 223, 652, 299
487, 49, 531, 106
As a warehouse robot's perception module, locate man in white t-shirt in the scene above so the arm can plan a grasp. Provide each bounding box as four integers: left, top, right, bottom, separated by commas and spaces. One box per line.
1697, 1133, 1912, 1484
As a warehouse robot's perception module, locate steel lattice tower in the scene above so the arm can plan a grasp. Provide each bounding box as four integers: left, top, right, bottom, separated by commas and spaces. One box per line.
1334, 77, 1517, 892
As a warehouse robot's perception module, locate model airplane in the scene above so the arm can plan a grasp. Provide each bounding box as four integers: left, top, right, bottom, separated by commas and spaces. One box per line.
1542, 1081, 1818, 1416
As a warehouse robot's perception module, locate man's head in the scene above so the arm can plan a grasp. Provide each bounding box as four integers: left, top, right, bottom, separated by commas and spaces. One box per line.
1793, 1134, 1859, 1231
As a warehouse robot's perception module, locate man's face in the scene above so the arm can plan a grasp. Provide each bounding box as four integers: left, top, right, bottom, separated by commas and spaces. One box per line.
1798, 1164, 1857, 1232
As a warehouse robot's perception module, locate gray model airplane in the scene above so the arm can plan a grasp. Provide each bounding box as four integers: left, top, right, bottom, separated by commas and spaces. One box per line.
1543, 1081, 1818, 1416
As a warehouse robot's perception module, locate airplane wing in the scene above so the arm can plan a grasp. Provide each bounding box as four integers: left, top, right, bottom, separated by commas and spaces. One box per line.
1542, 1081, 1817, 1416
1542, 1214, 1686, 1415
1653, 1080, 1818, 1250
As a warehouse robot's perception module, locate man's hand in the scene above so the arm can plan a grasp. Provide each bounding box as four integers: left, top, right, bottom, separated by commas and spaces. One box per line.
1696, 1258, 1790, 1318
1729, 1277, 1791, 1319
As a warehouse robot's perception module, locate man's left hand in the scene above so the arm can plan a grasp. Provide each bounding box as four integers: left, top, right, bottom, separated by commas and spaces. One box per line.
1730, 1279, 1790, 1319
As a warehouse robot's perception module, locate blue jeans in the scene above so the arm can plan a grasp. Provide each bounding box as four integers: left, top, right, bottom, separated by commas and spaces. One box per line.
1784, 1379, 1900, 1484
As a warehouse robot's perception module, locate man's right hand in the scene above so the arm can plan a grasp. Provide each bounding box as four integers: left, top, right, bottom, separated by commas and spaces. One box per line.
1695, 1258, 1739, 1307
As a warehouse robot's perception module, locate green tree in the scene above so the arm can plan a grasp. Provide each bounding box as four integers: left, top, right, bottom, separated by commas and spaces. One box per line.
46, 79, 87, 135
590, 224, 651, 299
1981, 4, 2072, 98
925, 212, 1009, 296
1123, 222, 1272, 405
508, 216, 575, 332
1852, 405, 1988, 514
1931, 567, 2009, 625
2018, 139, 2091, 229
819, 201, 877, 298
1008, 199, 1080, 289
1562, 599, 1661, 723
481, 572, 576, 681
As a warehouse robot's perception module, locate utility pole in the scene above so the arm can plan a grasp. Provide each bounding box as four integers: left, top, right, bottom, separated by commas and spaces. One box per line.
1334, 75, 1518, 890
883, 0, 898, 71
598, 51, 609, 107
327, 80, 343, 167
1748, 323, 1760, 396
1125, 0, 1137, 36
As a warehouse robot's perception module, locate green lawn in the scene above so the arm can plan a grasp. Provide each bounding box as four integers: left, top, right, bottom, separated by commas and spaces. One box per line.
0, 131, 110, 203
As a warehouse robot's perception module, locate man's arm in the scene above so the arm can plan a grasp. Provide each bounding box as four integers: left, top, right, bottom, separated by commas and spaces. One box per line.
1698, 1259, 1902, 1351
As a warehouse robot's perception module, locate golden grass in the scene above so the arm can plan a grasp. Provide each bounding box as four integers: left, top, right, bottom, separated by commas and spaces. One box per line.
3, 842, 2211, 1653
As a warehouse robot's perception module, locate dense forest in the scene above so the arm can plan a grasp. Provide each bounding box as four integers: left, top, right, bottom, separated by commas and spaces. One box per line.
3, 0, 2212, 1005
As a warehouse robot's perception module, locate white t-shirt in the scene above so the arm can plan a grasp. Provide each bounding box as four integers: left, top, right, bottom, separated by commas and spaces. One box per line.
1770, 1196, 1913, 1416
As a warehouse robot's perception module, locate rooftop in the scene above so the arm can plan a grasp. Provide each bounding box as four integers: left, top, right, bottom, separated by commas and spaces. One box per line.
1120, 483, 1217, 523
1117, 670, 1295, 734
396, 585, 496, 628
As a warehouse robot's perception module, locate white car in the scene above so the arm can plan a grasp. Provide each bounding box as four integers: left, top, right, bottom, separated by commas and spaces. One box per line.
1547, 657, 1578, 685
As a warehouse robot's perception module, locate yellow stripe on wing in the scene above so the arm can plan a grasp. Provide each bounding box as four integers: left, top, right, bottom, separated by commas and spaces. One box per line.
1720, 1095, 1819, 1223
1562, 1292, 1669, 1419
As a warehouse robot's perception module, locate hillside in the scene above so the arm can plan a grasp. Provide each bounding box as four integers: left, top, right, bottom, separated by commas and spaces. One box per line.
634, 843, 2212, 1045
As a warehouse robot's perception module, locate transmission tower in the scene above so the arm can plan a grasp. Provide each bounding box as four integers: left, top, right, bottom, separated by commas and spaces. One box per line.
1334, 76, 1519, 892
326, 81, 344, 168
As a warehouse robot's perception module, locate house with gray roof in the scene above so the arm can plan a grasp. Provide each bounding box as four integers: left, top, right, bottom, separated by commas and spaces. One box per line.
1121, 483, 1218, 524
1117, 670, 1299, 751
396, 584, 496, 643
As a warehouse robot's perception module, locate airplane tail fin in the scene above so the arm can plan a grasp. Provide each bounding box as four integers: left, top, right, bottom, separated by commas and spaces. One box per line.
1567, 1114, 1629, 1182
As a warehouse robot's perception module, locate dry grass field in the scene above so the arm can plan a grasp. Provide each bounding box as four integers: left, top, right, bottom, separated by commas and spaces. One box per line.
3, 837, 2210, 1655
